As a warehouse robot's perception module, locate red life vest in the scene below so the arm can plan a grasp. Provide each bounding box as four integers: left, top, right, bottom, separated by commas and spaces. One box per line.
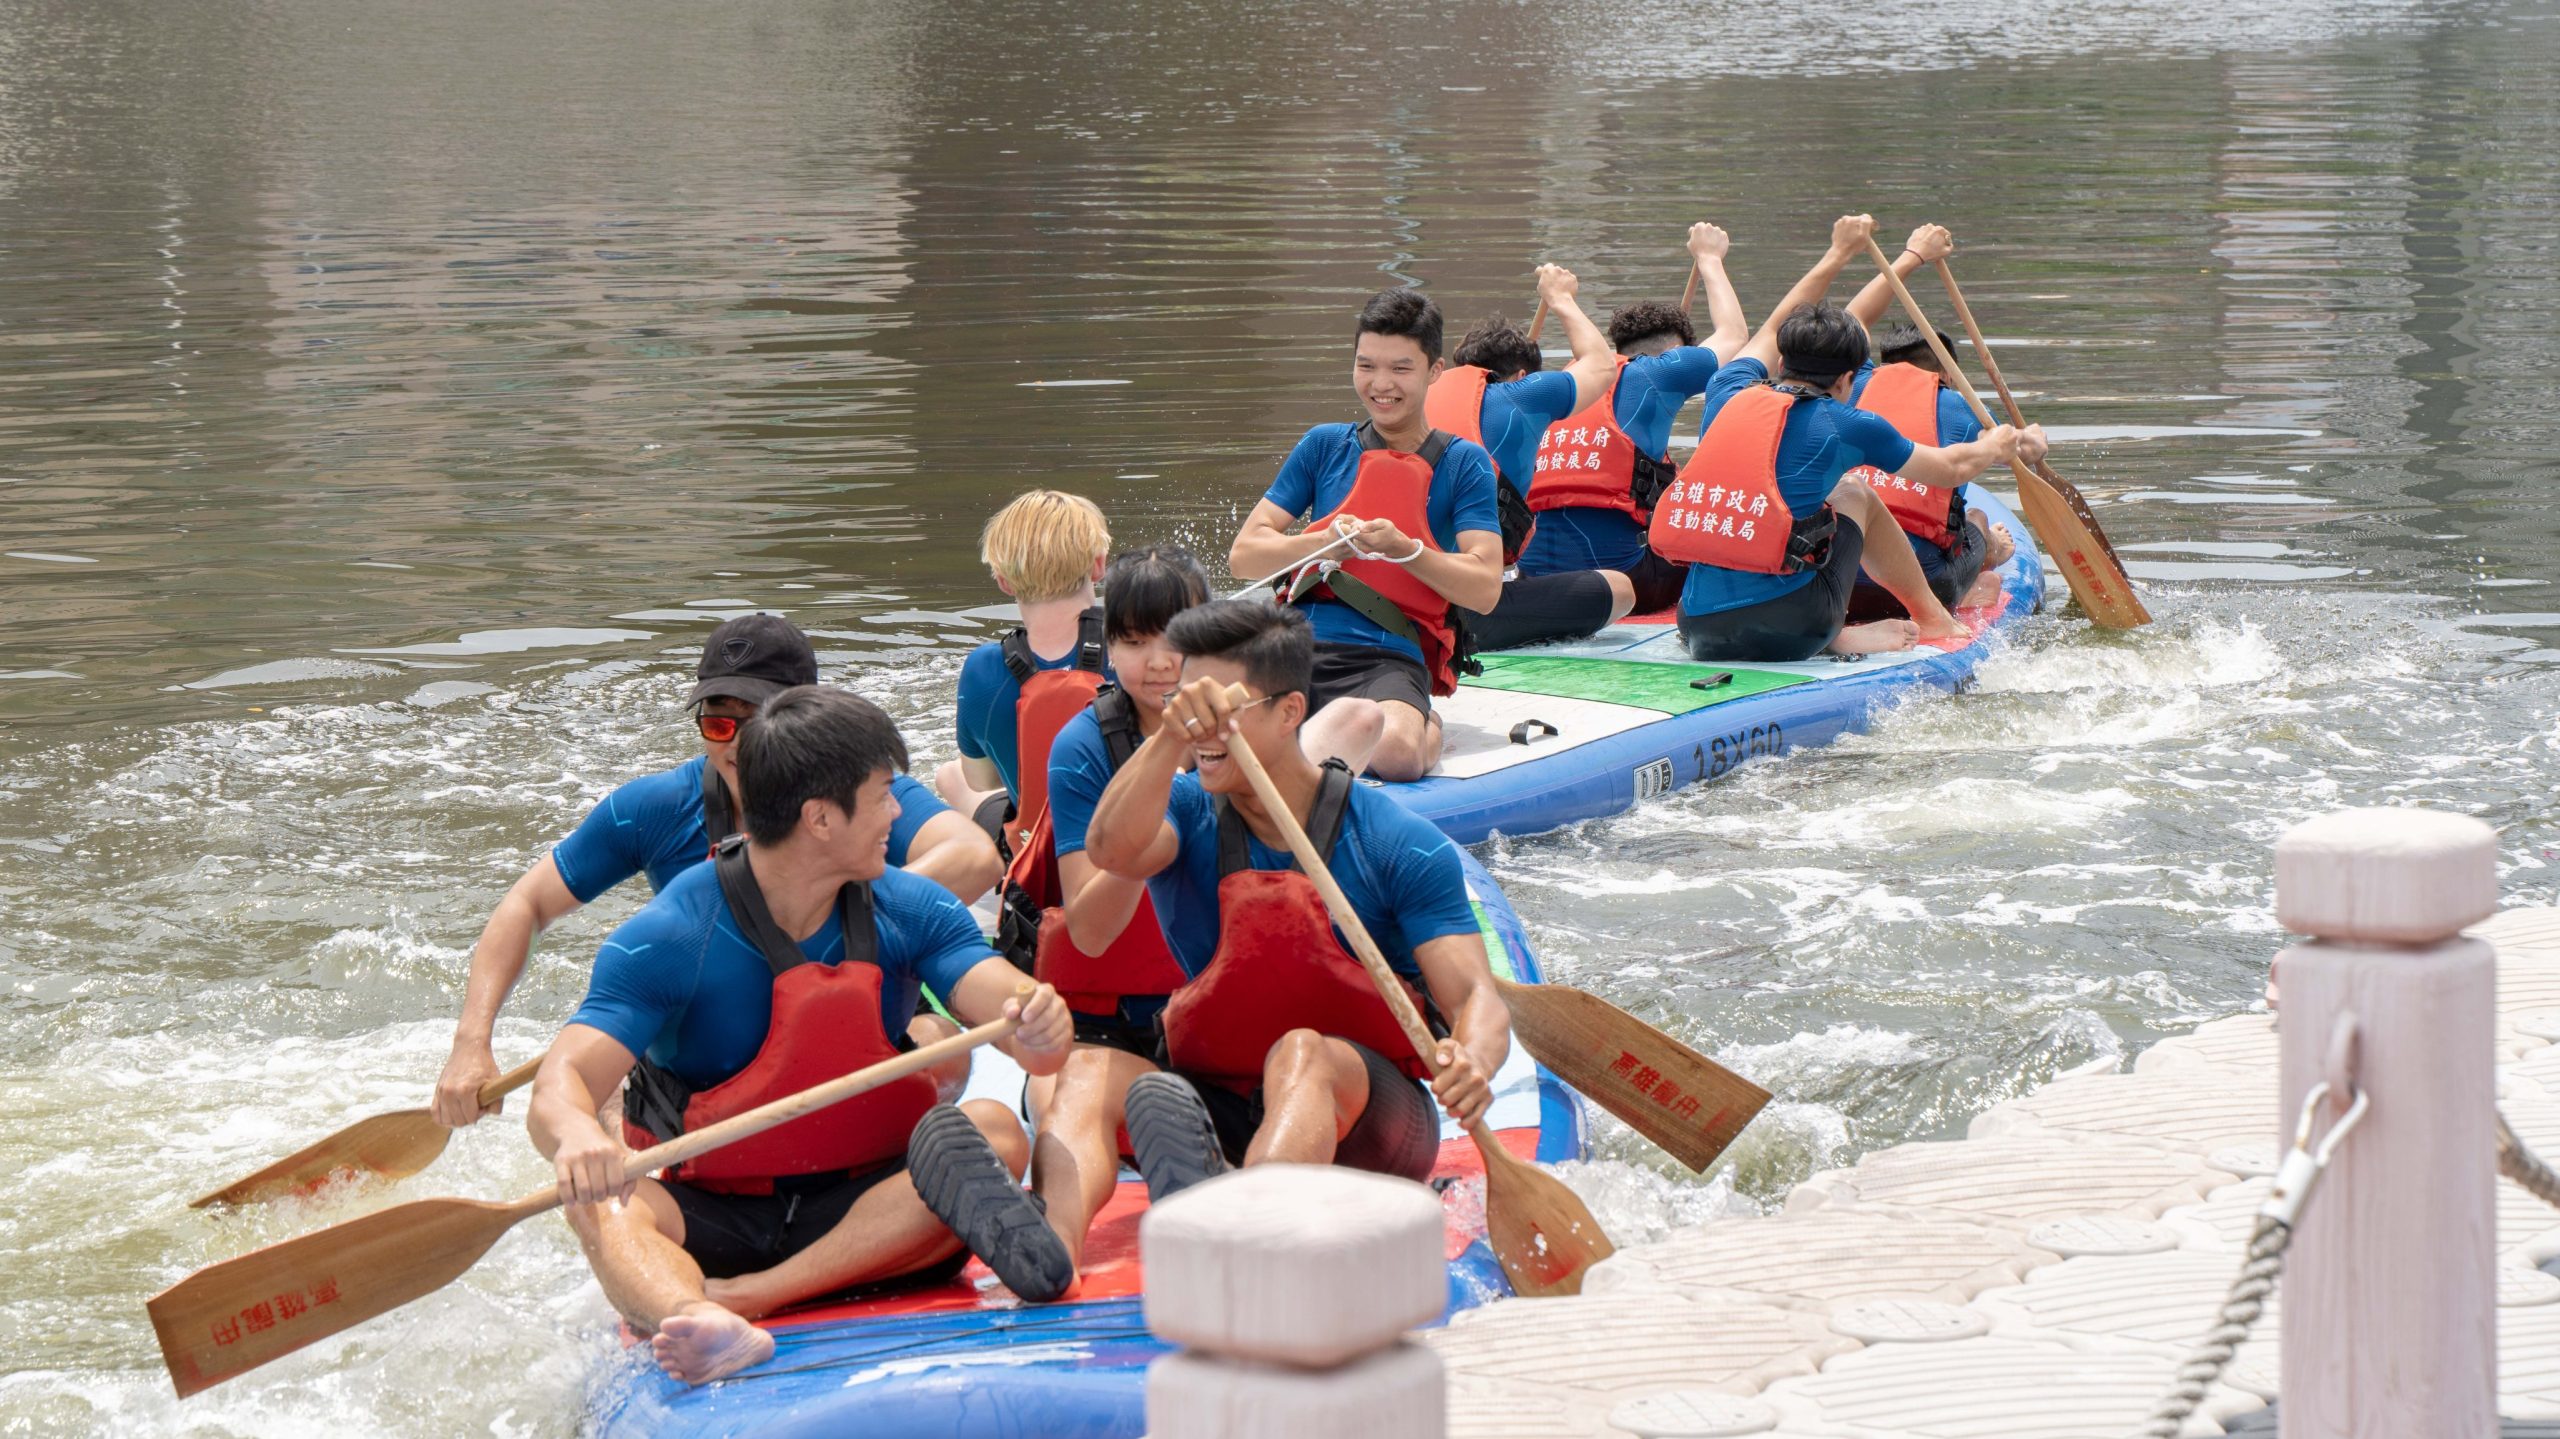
996, 684, 1191, 1016
620, 839, 939, 1194
1158, 762, 1438, 1091
1845, 363, 1962, 549
1001, 608, 1107, 846
1528, 356, 1684, 524
1424, 364, 1534, 566
1648, 384, 1837, 576
1282, 424, 1467, 696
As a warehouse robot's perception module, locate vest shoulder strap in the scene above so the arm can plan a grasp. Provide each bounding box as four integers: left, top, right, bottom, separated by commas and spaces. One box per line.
1352, 420, 1454, 469
713, 835, 879, 978
1091, 684, 1142, 770
1288, 566, 1424, 648
1214, 758, 1356, 879
1003, 610, 1107, 683
700, 761, 736, 847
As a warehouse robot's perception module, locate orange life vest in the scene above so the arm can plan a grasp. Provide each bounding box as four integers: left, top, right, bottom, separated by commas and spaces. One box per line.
996, 684, 1191, 1017
1281, 424, 1467, 696
1528, 356, 1684, 524
620, 839, 939, 1194
1647, 385, 1837, 576
1158, 762, 1438, 1090
1844, 363, 1962, 549
1424, 364, 1534, 565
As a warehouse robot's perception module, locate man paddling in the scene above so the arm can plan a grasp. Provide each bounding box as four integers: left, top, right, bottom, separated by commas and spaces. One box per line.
1228, 289, 1504, 781
1515, 222, 1753, 617
1427, 263, 1624, 651
934, 490, 1115, 845
1660, 215, 2046, 661
433, 614, 1002, 1127
1083, 599, 1508, 1198
530, 687, 1076, 1384
1834, 224, 2018, 616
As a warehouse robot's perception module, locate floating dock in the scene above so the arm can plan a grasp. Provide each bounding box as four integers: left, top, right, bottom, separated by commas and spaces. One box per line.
1425, 906, 2560, 1438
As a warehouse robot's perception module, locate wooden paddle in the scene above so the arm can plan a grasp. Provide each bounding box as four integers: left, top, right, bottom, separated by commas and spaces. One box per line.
1932, 257, 2146, 595
1858, 237, 2150, 631
1525, 297, 1550, 343
1216, 697, 1613, 1297
1487, 974, 1767, 1173
191, 1057, 544, 1209
1680, 262, 1700, 315
149, 1013, 1018, 1397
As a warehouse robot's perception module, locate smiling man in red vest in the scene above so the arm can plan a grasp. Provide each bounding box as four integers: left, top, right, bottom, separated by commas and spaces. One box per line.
529, 689, 1077, 1383
1082, 599, 1508, 1199
1227, 289, 1505, 782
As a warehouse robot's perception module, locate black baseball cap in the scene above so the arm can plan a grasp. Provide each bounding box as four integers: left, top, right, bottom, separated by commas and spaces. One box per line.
688, 614, 818, 707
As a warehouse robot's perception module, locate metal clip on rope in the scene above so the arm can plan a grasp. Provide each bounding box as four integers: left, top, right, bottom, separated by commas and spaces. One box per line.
2259, 1079, 2369, 1229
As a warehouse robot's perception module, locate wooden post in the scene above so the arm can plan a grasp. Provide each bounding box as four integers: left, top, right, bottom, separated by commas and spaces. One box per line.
2274, 808, 2499, 1438
1143, 1164, 1448, 1438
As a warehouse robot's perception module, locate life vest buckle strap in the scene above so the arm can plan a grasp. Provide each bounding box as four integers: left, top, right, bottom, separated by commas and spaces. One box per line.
713, 837, 878, 979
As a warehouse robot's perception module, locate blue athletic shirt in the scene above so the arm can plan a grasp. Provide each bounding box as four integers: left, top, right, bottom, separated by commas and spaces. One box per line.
1475, 371, 1581, 489
1143, 772, 1480, 984
549, 755, 948, 904
1261, 423, 1502, 663
956, 637, 1107, 800
567, 861, 993, 1089
1846, 360, 1980, 448
1520, 346, 1725, 576
1679, 358, 1918, 618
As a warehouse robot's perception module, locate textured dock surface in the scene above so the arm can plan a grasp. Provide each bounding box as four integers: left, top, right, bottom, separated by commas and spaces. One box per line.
1427, 907, 2560, 1437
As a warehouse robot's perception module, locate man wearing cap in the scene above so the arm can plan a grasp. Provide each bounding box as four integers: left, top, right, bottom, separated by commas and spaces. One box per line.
431, 614, 1004, 1128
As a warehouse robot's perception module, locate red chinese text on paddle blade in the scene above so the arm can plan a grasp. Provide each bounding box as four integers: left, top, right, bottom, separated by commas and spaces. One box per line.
149, 1195, 527, 1397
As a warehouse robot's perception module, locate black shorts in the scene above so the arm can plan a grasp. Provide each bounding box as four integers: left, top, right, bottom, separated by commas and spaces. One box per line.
1309, 642, 1432, 718
1847, 514, 1990, 621
1675, 514, 1868, 662
1458, 570, 1617, 653
1072, 1007, 1163, 1060
1620, 549, 1689, 615
1182, 1040, 1440, 1182
971, 792, 1015, 863
666, 1162, 970, 1285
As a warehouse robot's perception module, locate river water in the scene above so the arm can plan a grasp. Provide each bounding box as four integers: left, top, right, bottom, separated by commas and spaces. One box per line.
5, 0, 2558, 1432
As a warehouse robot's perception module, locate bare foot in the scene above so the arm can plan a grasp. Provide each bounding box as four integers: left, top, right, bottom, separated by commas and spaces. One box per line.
1959, 571, 2005, 608
1830, 619, 1918, 655
651, 1303, 774, 1385
1982, 522, 2016, 569
1913, 612, 1969, 643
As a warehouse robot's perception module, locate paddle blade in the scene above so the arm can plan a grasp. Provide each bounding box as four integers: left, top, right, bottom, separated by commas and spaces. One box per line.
2013, 464, 2150, 630
1495, 976, 1770, 1173
149, 1192, 538, 1396
1477, 1136, 1614, 1297
190, 1109, 454, 1209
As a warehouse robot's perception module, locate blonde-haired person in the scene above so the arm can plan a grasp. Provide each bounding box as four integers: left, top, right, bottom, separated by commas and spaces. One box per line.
934, 490, 1114, 841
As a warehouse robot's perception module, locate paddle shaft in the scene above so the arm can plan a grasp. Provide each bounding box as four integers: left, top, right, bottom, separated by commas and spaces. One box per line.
476, 1054, 543, 1107
1218, 708, 1445, 1071
1858, 238, 2009, 437
1680, 261, 1699, 315
1932, 257, 2134, 571
1525, 297, 1549, 343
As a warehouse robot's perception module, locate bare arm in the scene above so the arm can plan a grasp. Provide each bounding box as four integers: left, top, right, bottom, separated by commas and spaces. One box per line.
1397, 528, 1503, 614
1687, 224, 1750, 363
1084, 725, 1187, 881
941, 958, 1073, 1076
1411, 930, 1510, 1127
1058, 849, 1150, 954
1536, 263, 1614, 414
528, 1023, 639, 1207
1848, 224, 1952, 329
1230, 498, 1351, 589
434, 858, 586, 1126
1740, 214, 1877, 373
902, 808, 1004, 907
1893, 427, 2024, 490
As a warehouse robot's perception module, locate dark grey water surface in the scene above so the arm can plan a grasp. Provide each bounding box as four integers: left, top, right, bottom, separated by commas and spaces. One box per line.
5, 0, 2559, 1432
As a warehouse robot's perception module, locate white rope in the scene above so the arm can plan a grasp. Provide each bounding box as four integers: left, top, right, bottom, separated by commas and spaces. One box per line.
1226, 516, 1364, 601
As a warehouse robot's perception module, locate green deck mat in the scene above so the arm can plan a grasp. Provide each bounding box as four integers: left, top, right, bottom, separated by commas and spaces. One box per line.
1464, 653, 1812, 715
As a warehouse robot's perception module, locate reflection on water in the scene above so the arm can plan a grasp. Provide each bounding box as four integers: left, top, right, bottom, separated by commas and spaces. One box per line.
4, 0, 2560, 1432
